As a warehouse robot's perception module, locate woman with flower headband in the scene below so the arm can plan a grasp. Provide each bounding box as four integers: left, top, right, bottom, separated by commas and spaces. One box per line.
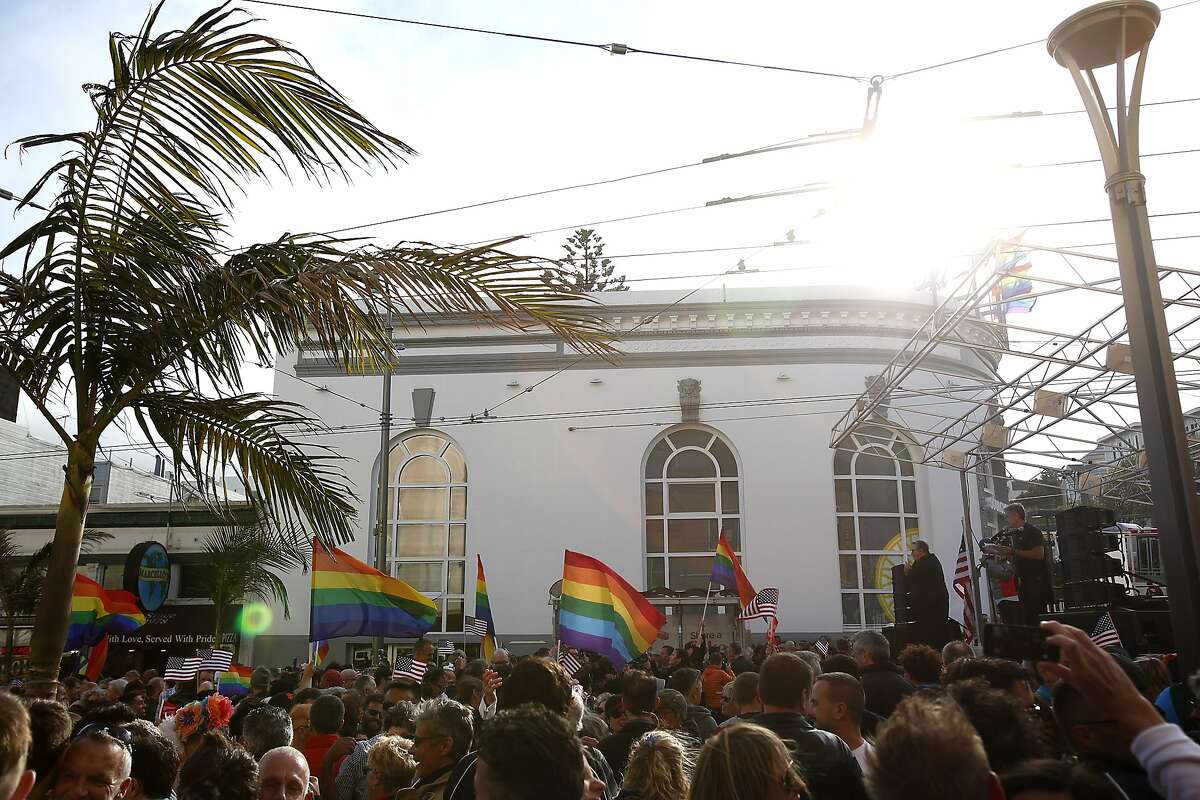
161, 694, 236, 763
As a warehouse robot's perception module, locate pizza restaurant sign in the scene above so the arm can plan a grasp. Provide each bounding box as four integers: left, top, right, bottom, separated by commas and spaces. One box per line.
106, 604, 239, 647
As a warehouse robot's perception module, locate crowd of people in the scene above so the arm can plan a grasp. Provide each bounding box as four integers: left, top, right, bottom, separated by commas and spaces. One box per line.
2, 621, 1199, 800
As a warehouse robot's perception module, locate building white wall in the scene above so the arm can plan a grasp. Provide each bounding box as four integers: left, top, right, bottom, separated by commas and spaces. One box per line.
263, 287, 995, 655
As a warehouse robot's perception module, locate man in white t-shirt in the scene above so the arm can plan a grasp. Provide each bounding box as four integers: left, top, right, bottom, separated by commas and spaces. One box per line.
809, 672, 874, 777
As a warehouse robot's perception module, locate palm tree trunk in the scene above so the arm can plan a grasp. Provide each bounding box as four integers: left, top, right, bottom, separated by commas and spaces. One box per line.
26, 445, 93, 699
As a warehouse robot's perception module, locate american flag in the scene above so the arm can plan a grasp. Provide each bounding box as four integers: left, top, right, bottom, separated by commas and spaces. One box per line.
196, 648, 233, 671
558, 649, 584, 677
437, 640, 455, 657
465, 616, 489, 636
392, 656, 428, 683
737, 588, 780, 621
953, 533, 976, 645
814, 638, 830, 659
1090, 611, 1123, 650
9, 677, 21, 689
164, 656, 202, 682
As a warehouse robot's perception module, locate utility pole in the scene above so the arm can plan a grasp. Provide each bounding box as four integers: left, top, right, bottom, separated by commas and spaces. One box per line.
373, 326, 394, 654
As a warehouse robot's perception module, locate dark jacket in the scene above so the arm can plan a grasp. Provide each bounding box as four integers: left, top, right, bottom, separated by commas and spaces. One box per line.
684, 704, 718, 741
598, 717, 657, 781
752, 712, 869, 800
859, 662, 915, 719
908, 552, 950, 623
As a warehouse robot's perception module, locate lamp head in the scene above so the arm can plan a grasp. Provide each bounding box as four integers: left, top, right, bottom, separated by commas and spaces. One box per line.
1048, 1, 1160, 69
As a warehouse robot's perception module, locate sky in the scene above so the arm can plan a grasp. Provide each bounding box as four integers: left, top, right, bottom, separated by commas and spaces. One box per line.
2, 0, 1199, 475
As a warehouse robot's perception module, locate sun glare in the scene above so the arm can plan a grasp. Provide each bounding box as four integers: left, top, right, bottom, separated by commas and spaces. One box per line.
807, 110, 1020, 290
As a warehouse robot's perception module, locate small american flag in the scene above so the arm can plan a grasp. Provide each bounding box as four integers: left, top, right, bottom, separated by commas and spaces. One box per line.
392, 656, 428, 683
738, 588, 779, 621
1090, 611, 1123, 650
814, 638, 830, 659
437, 640, 455, 657
196, 648, 233, 671
558, 649, 584, 677
953, 533, 976, 645
9, 677, 22, 689
465, 616, 489, 636
164, 656, 202, 682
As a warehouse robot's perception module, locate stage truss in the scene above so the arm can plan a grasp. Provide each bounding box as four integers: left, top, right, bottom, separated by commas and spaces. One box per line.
830, 237, 1200, 511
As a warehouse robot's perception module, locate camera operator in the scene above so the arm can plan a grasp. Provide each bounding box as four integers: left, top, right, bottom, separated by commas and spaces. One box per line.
995, 503, 1052, 626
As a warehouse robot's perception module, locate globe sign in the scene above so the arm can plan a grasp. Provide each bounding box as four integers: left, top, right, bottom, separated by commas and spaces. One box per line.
124, 541, 171, 612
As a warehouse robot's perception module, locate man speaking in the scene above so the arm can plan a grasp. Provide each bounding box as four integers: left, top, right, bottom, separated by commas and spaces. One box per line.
905, 540, 950, 647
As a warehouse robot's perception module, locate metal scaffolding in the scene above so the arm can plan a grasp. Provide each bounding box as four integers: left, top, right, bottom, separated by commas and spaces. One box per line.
830, 237, 1200, 511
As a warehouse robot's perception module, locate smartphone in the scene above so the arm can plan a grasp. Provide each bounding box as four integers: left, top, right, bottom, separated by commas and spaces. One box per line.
982, 623, 1060, 662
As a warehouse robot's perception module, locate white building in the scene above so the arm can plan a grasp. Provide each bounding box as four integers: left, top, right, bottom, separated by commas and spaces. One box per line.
256, 286, 1001, 664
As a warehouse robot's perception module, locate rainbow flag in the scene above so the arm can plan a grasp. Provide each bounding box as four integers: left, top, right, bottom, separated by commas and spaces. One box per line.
710, 532, 757, 611
83, 636, 109, 682
218, 664, 253, 696
559, 551, 666, 670
991, 238, 1036, 314
315, 640, 330, 666
66, 574, 146, 650
475, 555, 497, 661
310, 541, 438, 640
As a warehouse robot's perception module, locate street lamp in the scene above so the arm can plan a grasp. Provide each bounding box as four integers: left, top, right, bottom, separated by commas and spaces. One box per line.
1049, 1, 1200, 671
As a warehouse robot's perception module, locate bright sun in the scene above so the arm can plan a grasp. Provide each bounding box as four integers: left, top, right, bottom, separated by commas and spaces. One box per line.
807, 109, 1021, 290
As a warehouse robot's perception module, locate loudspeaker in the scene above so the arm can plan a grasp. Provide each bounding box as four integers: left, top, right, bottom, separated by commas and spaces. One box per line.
891, 564, 909, 624
1061, 580, 1125, 608
1055, 506, 1115, 533
1060, 553, 1122, 581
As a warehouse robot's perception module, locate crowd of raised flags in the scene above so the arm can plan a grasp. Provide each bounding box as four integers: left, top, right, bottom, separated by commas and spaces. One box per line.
58, 519, 1128, 694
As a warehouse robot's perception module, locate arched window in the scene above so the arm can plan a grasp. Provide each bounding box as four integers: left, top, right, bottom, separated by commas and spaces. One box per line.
834, 425, 920, 630
386, 431, 467, 633
643, 426, 742, 591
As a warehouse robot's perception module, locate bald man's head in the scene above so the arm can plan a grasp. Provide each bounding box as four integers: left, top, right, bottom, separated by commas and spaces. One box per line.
258, 747, 310, 800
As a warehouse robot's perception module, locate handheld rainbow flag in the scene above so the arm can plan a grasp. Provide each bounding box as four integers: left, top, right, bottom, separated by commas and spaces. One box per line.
67, 574, 146, 650
710, 532, 757, 611
310, 541, 438, 641
475, 555, 497, 661
315, 641, 330, 666
218, 664, 253, 696
83, 636, 109, 682
559, 551, 666, 670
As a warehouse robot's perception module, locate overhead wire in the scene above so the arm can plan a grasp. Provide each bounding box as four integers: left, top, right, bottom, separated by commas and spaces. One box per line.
240, 0, 867, 81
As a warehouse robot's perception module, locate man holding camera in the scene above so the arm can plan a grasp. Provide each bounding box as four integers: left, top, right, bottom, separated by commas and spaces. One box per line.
997, 503, 1051, 626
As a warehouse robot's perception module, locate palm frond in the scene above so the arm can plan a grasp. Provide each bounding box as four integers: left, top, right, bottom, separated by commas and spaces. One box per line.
199, 521, 309, 619
132, 391, 356, 544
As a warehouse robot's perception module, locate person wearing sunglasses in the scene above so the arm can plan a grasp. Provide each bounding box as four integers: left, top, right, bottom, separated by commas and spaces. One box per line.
52, 725, 134, 800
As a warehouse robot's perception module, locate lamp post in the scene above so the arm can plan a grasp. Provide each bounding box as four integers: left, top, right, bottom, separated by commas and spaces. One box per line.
1049, 1, 1200, 672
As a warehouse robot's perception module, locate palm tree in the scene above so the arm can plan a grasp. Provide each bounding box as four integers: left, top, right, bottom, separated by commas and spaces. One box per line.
197, 523, 310, 655
0, 4, 609, 697
0, 528, 112, 681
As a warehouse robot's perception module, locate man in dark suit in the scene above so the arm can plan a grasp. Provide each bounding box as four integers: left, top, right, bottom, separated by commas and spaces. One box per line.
906, 540, 949, 624
905, 539, 952, 649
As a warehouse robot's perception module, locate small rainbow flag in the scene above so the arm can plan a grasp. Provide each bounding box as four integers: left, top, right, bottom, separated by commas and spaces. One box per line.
475, 555, 497, 661
66, 574, 146, 650
218, 664, 253, 696
559, 551, 666, 670
310, 541, 438, 641
315, 640, 330, 665
710, 532, 757, 611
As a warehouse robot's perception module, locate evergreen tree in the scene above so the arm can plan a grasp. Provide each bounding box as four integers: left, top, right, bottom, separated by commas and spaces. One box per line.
547, 229, 628, 292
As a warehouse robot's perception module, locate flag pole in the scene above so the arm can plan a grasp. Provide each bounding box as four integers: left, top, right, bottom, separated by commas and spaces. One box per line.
698, 582, 714, 647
